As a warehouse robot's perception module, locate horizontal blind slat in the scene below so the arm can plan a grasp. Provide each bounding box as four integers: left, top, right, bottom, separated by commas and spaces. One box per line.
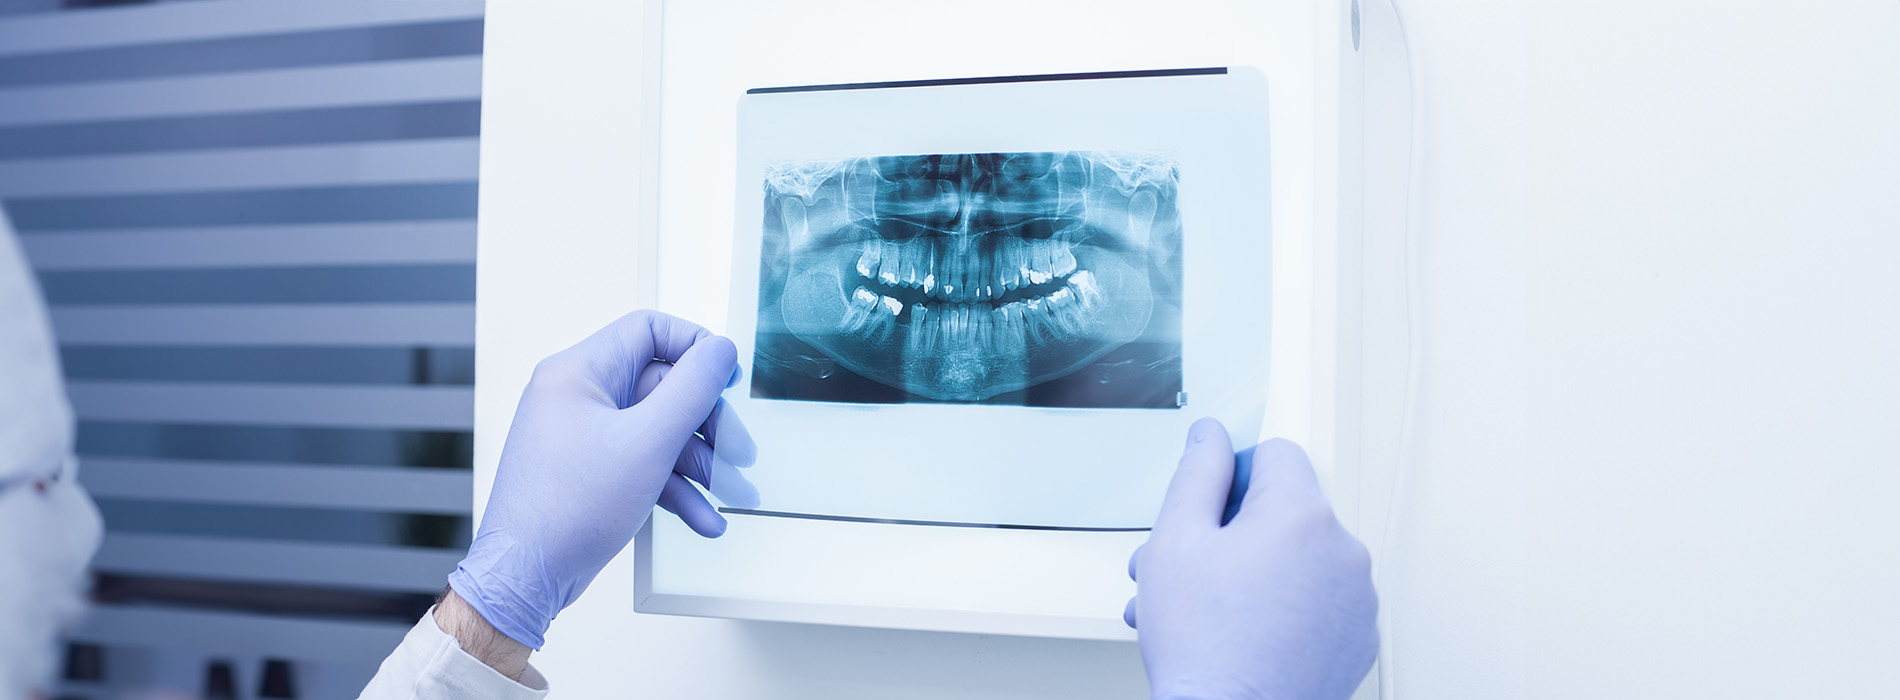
38, 263, 474, 304
0, 100, 482, 161
0, 19, 482, 89
10, 183, 477, 232
81, 458, 472, 514
67, 381, 475, 429
0, 56, 482, 127
78, 423, 473, 470
92, 533, 461, 593
50, 304, 476, 345
72, 604, 413, 666
22, 221, 476, 270
0, 139, 480, 197
0, 0, 485, 57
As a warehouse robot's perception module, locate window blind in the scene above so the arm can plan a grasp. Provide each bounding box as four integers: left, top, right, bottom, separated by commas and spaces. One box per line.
0, 1, 484, 697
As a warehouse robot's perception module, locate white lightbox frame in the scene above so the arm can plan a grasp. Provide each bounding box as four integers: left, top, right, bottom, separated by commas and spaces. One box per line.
627, 0, 1408, 641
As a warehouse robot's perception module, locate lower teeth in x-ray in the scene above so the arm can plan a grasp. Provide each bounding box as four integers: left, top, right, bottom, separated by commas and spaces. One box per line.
751, 151, 1184, 408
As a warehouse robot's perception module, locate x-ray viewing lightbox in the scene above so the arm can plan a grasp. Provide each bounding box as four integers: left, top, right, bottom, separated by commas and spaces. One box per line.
632, 0, 1412, 640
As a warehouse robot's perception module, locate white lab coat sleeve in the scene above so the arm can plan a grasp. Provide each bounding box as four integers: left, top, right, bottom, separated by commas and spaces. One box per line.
357, 607, 550, 700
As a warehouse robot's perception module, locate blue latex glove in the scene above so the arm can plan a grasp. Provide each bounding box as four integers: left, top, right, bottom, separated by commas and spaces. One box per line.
447, 311, 755, 649
1127, 418, 1379, 700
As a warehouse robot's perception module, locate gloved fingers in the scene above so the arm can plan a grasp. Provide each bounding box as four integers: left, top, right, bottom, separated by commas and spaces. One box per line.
671, 425, 760, 508
1153, 417, 1237, 534
1123, 596, 1138, 629
656, 471, 727, 538
634, 358, 736, 409
624, 334, 737, 447
707, 457, 761, 509
674, 434, 715, 488
1232, 437, 1327, 526
632, 359, 671, 403
594, 309, 712, 365
705, 399, 757, 468
1127, 543, 1143, 582
1220, 445, 1255, 527
633, 359, 757, 475
627, 348, 754, 469
558, 311, 712, 409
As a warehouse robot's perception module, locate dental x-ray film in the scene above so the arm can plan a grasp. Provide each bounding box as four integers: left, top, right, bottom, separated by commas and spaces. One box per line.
751, 151, 1185, 408
711, 68, 1273, 530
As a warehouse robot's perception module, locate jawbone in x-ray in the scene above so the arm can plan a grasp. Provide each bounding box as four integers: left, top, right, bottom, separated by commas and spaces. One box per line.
751, 151, 1184, 408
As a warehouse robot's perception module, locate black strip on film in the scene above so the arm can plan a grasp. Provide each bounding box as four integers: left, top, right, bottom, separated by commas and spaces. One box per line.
718, 507, 1152, 532
746, 67, 1228, 95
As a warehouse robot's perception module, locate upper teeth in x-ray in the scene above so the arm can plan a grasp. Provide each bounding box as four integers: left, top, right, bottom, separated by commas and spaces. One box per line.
765, 151, 1179, 402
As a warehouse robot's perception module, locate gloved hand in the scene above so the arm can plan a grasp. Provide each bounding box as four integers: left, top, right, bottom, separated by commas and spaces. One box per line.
1127, 418, 1378, 700
446, 310, 754, 649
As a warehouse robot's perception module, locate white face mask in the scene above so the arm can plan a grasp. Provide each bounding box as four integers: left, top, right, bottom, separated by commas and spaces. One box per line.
0, 466, 104, 698
0, 201, 105, 697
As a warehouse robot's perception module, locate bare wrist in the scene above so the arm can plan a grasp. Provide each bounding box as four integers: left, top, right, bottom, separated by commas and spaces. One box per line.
435, 587, 533, 681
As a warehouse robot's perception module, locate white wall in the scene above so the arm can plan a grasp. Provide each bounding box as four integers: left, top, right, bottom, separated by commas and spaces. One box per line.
476, 1, 1900, 698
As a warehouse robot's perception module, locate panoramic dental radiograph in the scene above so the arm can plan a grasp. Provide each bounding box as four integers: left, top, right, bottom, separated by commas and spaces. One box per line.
751, 151, 1185, 407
